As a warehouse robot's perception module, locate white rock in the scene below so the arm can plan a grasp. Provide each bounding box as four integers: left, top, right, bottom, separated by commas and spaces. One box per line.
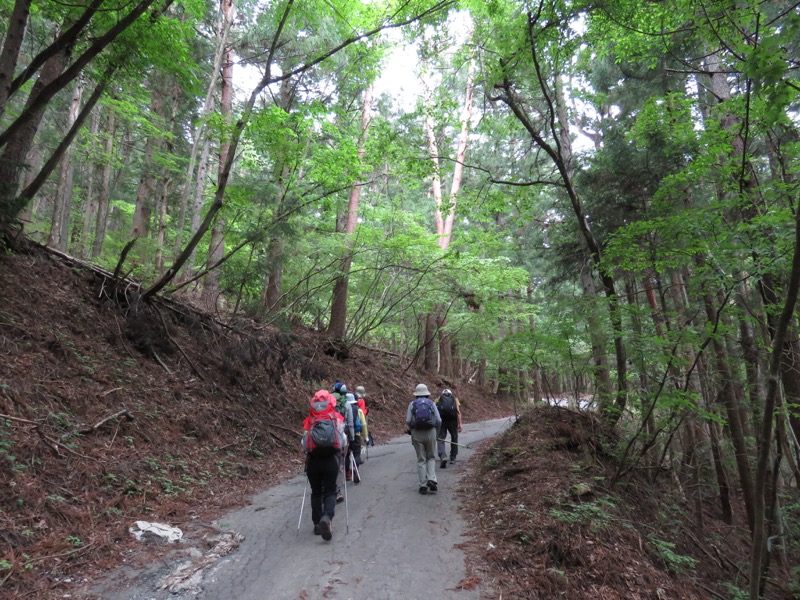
129, 521, 183, 543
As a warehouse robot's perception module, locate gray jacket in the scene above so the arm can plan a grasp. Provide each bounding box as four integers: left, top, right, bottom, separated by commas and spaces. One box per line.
343, 393, 356, 441
405, 396, 441, 430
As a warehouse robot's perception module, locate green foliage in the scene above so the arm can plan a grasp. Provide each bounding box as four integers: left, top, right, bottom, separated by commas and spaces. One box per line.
548, 496, 616, 532
648, 537, 698, 574
721, 583, 748, 600
0, 419, 24, 474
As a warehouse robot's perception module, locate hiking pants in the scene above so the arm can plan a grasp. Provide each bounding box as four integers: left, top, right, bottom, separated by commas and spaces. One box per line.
345, 439, 363, 475
307, 453, 339, 525
351, 435, 363, 465
411, 427, 437, 487
438, 418, 459, 462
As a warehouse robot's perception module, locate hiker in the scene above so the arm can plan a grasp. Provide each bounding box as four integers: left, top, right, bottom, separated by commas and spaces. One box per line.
345, 392, 368, 481
355, 386, 374, 449
333, 383, 355, 433
301, 390, 346, 541
354, 386, 369, 416
332, 382, 348, 415
331, 382, 354, 499
436, 388, 462, 468
405, 383, 441, 495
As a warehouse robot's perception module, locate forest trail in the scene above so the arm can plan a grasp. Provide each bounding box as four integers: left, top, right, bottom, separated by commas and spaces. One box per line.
81, 417, 514, 600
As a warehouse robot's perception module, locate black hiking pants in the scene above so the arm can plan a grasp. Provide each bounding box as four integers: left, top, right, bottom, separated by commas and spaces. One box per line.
307, 453, 339, 524
437, 418, 459, 461
350, 435, 363, 466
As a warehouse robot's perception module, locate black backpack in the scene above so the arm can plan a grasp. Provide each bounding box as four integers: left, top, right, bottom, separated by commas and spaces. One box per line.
412, 398, 435, 430
438, 393, 457, 419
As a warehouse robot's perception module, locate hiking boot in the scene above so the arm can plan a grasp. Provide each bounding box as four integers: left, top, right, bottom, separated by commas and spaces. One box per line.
427, 480, 438, 492
440, 459, 447, 469
346, 472, 352, 482
313, 523, 322, 536
336, 493, 344, 504
319, 515, 332, 541
419, 486, 428, 495
450, 457, 456, 464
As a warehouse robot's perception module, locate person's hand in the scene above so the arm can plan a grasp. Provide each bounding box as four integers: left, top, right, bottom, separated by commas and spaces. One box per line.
458, 424, 463, 432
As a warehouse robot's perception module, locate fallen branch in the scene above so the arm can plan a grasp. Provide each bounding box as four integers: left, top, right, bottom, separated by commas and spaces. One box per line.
62, 408, 133, 441
112, 238, 137, 281
0, 413, 98, 460
28, 541, 98, 565
215, 441, 240, 452
153, 351, 172, 375
272, 422, 301, 438
695, 582, 726, 600
268, 430, 295, 451
40, 430, 100, 462
0, 413, 40, 425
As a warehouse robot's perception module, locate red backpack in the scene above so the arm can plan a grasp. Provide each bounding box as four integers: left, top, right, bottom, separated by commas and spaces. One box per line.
303, 391, 342, 456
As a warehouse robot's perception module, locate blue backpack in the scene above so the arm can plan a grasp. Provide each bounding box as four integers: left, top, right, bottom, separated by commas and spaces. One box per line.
350, 402, 362, 434
412, 398, 434, 430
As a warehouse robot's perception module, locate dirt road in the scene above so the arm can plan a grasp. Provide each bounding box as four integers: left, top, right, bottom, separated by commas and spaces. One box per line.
84, 417, 513, 600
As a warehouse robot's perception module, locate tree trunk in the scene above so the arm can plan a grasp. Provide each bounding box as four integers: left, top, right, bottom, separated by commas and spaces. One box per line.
91, 109, 115, 257
0, 47, 68, 223
154, 177, 170, 272
17, 143, 41, 225
203, 0, 234, 312
750, 207, 800, 598
580, 265, 613, 409
262, 235, 283, 314
439, 61, 474, 250
184, 135, 212, 279
329, 86, 372, 338
260, 77, 296, 316
702, 289, 756, 531
423, 312, 437, 372
707, 419, 733, 524
78, 109, 102, 257
172, 7, 228, 260
131, 86, 166, 239
736, 279, 764, 437
437, 310, 453, 377
422, 65, 473, 370
0, 0, 32, 117
47, 79, 82, 251
204, 217, 225, 312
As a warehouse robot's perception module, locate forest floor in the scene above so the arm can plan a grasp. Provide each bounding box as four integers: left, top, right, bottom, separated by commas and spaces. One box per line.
0, 234, 788, 599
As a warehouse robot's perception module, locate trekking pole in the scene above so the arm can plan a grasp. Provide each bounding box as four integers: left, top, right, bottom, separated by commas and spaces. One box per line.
351, 451, 361, 484
437, 438, 471, 448
297, 468, 308, 534
341, 452, 350, 534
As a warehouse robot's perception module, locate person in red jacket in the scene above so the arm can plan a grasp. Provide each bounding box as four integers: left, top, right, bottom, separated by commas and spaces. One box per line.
302, 390, 346, 541
355, 385, 374, 448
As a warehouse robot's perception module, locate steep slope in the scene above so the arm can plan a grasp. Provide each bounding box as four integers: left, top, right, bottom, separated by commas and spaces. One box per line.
460, 407, 785, 599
